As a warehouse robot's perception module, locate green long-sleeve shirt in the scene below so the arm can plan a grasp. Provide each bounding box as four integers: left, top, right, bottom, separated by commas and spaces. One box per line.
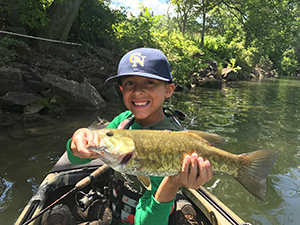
66, 110, 183, 225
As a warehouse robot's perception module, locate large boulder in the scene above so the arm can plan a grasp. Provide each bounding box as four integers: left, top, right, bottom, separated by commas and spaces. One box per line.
0, 66, 28, 96
0, 91, 43, 113
222, 68, 238, 81
18, 65, 46, 93
43, 73, 106, 109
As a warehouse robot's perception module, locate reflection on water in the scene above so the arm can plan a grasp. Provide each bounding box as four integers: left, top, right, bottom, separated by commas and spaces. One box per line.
1, 78, 300, 224
0, 178, 14, 212
271, 169, 300, 199
165, 77, 300, 225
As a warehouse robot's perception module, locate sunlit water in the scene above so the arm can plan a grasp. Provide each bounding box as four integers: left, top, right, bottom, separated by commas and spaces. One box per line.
1, 78, 300, 224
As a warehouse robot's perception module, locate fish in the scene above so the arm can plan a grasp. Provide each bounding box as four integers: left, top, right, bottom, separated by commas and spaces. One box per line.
87, 129, 278, 201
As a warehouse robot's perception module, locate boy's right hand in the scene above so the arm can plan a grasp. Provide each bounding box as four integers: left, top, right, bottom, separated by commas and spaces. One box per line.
70, 128, 99, 159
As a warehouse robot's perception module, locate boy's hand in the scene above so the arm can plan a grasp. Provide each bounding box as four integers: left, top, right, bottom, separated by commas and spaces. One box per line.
169, 153, 213, 189
70, 128, 99, 159
154, 153, 212, 203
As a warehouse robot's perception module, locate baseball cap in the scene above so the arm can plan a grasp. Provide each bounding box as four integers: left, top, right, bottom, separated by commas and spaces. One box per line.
106, 47, 173, 84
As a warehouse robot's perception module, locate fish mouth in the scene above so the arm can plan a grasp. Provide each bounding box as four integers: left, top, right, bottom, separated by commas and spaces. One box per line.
120, 152, 133, 165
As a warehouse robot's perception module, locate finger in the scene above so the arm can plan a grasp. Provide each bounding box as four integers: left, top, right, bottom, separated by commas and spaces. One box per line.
78, 147, 98, 159
197, 158, 212, 183
204, 160, 213, 180
182, 155, 191, 174
189, 153, 198, 180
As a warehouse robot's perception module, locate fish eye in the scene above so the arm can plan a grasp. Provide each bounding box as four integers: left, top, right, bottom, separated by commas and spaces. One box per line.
106, 131, 113, 137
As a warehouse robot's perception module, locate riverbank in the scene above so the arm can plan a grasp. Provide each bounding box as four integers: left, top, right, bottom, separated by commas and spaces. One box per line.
0, 36, 276, 127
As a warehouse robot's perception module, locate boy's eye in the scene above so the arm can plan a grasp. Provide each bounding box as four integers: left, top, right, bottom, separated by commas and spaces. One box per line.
146, 80, 155, 84
124, 81, 133, 86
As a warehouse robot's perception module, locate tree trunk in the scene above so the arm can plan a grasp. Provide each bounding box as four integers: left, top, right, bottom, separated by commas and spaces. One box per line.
200, 5, 206, 47
37, 0, 84, 41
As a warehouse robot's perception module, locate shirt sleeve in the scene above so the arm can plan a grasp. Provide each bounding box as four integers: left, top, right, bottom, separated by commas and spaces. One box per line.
134, 176, 175, 225
106, 110, 133, 129
66, 138, 93, 164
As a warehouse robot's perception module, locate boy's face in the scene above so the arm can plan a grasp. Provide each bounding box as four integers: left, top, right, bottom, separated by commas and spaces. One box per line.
120, 76, 175, 126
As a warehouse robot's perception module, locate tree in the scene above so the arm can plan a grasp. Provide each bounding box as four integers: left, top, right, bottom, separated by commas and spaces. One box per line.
37, 0, 84, 41
2, 0, 84, 42
171, 0, 199, 35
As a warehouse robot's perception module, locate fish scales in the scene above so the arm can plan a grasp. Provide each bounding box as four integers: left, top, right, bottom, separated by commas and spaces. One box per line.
127, 130, 245, 176
88, 129, 278, 201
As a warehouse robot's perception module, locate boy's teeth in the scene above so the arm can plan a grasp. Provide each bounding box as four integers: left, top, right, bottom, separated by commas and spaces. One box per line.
134, 102, 148, 106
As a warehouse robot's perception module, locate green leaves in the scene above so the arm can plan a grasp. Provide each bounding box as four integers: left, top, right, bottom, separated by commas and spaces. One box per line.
17, 0, 51, 28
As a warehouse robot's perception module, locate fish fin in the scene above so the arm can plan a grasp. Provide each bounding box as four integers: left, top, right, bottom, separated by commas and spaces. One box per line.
137, 175, 151, 190
235, 149, 278, 201
186, 130, 227, 147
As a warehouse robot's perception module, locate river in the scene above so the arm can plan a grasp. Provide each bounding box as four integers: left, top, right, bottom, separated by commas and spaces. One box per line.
1, 77, 300, 225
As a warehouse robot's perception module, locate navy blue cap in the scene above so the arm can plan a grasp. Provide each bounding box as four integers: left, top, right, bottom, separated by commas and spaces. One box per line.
106, 48, 173, 83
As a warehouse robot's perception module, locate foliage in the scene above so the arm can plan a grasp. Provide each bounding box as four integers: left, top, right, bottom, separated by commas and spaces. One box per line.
0, 0, 10, 27
0, 36, 27, 63
112, 6, 158, 53
281, 48, 299, 75
68, 0, 126, 47
2, 0, 300, 82
202, 35, 257, 72
257, 56, 273, 72
16, 0, 52, 29
153, 29, 207, 85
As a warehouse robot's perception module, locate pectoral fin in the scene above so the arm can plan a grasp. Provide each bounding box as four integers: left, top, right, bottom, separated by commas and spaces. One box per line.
137, 175, 151, 190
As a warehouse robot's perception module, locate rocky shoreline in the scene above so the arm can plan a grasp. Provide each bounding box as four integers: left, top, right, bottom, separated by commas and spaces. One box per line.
0, 43, 276, 127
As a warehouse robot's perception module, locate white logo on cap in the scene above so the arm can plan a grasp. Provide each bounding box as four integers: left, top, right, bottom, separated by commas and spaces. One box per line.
129, 53, 146, 67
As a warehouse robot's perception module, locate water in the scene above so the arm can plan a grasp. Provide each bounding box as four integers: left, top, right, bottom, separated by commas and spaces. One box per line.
1, 78, 300, 224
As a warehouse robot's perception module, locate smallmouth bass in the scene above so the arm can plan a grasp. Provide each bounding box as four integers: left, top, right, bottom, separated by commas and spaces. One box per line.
87, 129, 278, 201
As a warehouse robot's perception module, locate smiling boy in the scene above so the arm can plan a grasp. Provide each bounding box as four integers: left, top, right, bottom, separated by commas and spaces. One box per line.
67, 48, 212, 225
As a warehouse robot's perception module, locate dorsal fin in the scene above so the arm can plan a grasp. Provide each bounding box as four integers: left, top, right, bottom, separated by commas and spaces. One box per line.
186, 130, 227, 147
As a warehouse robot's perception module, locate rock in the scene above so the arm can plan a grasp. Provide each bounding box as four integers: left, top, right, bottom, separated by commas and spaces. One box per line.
198, 78, 223, 89
0, 91, 42, 106
222, 68, 238, 81
18, 65, 46, 93
24, 103, 45, 114
207, 60, 218, 71
43, 73, 106, 109
0, 112, 20, 127
92, 46, 114, 62
100, 84, 121, 102
48, 45, 81, 63
0, 66, 28, 96
252, 65, 277, 78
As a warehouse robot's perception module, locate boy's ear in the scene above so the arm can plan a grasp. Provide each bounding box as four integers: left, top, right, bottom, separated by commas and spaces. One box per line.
165, 83, 175, 98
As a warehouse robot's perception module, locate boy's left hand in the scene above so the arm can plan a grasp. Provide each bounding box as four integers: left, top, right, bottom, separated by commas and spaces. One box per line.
154, 153, 212, 204
169, 153, 213, 189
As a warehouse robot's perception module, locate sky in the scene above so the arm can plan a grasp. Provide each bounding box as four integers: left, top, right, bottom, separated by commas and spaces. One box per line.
110, 0, 176, 16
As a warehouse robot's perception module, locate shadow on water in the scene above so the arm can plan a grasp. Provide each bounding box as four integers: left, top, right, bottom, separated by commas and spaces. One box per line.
1, 77, 300, 224
0, 101, 126, 224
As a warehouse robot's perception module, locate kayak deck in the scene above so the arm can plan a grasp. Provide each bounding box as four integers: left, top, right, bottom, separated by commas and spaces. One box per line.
15, 152, 248, 225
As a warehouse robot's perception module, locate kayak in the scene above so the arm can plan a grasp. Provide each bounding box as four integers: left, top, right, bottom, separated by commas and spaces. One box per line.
15, 151, 249, 225
15, 119, 250, 225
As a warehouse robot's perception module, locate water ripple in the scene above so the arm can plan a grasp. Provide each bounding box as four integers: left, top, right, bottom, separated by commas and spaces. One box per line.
270, 170, 300, 198
0, 177, 15, 212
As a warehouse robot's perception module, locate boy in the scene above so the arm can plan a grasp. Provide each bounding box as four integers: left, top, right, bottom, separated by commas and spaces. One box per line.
67, 48, 212, 225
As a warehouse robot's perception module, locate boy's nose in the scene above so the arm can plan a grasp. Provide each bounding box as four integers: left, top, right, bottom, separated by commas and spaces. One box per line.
132, 85, 145, 94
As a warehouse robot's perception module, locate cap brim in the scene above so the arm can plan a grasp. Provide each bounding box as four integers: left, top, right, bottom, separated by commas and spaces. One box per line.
106, 73, 171, 84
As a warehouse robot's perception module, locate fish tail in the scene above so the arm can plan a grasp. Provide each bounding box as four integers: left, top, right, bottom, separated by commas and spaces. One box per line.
235, 149, 278, 201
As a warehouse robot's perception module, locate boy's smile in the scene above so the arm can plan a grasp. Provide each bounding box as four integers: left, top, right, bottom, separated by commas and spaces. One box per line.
121, 76, 175, 127
132, 101, 149, 106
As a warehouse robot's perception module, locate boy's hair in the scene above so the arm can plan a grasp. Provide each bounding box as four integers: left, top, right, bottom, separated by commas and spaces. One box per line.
106, 48, 173, 84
